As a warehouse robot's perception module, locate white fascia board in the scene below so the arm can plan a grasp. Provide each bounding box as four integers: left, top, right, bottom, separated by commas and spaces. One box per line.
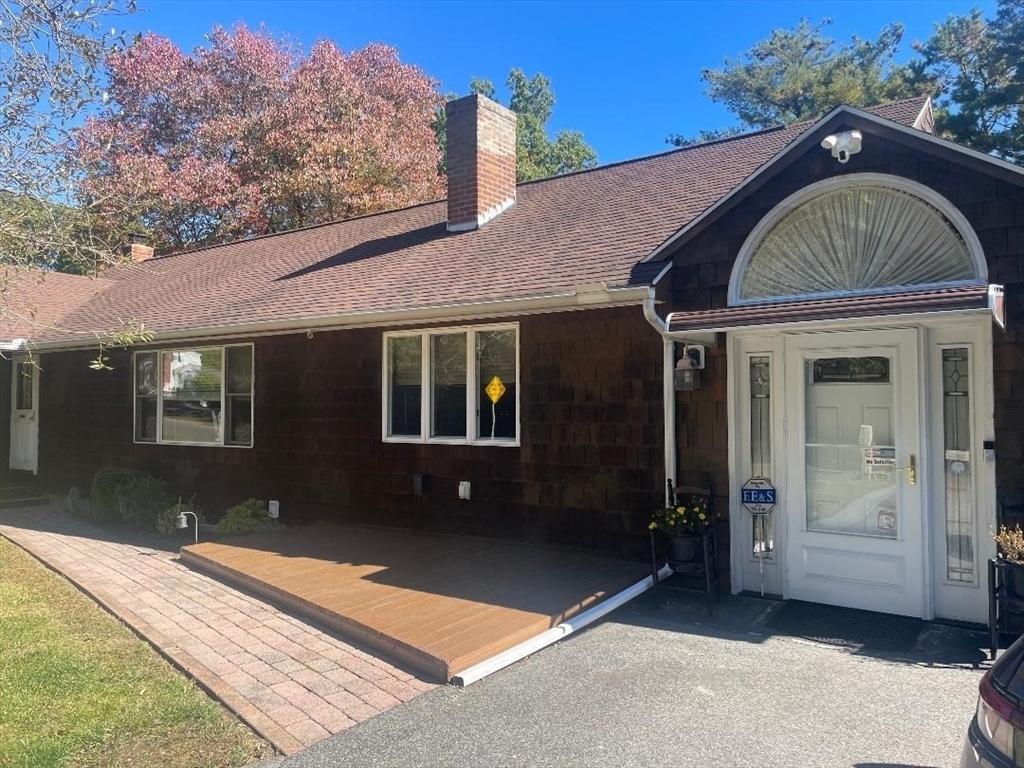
650, 260, 673, 286
842, 103, 1024, 177
26, 284, 653, 352
641, 104, 1023, 266
913, 98, 933, 131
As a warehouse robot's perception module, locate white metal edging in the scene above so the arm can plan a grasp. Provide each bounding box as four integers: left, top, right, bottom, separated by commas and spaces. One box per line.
452, 563, 673, 687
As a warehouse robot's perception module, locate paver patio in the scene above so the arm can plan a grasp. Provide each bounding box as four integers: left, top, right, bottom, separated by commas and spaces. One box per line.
0, 504, 435, 756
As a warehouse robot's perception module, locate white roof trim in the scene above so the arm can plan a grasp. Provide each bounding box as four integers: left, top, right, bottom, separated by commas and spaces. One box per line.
912, 98, 933, 131
640, 102, 1023, 265
665, 306, 994, 337
650, 260, 673, 286
842, 103, 1023, 175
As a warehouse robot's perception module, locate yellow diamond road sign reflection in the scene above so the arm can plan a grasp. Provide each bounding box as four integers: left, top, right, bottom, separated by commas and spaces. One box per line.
485, 376, 506, 404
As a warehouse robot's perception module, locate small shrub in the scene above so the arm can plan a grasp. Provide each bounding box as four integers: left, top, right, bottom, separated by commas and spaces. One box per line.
115, 473, 172, 530
158, 498, 203, 537
90, 468, 137, 520
215, 499, 282, 537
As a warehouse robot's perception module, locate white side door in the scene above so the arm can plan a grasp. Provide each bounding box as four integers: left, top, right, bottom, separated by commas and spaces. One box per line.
9, 356, 39, 473
785, 329, 925, 617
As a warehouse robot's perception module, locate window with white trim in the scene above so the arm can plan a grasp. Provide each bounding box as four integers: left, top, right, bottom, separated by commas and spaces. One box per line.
134, 344, 254, 447
384, 324, 518, 444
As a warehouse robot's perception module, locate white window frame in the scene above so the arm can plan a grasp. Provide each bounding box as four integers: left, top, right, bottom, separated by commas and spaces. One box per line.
133, 343, 254, 448
382, 322, 520, 447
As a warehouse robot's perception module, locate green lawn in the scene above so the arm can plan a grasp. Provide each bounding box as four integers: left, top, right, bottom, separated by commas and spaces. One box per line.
0, 537, 270, 767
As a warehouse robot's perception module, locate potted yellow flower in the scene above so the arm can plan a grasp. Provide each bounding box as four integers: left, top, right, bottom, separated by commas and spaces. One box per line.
991, 525, 1024, 649
650, 495, 711, 562
994, 525, 1024, 596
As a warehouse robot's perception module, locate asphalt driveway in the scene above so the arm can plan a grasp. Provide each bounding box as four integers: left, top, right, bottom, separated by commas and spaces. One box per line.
254, 589, 988, 768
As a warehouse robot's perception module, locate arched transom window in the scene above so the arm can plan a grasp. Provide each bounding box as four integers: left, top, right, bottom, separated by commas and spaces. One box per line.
731, 175, 986, 305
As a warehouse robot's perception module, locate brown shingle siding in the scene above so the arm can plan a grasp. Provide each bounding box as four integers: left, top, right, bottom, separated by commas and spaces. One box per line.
36, 306, 663, 556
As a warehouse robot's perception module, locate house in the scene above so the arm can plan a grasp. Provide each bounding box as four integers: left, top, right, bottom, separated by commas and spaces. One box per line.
3, 93, 1021, 625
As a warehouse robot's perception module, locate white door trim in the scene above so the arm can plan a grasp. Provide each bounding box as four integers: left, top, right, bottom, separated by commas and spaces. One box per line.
728, 315, 997, 623
728, 334, 787, 598
926, 317, 997, 624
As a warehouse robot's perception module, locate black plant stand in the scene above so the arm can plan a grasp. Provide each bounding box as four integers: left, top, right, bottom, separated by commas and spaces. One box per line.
651, 526, 720, 615
988, 558, 1024, 659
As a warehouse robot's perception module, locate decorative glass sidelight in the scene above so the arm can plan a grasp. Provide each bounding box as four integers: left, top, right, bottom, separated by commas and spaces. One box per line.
943, 348, 974, 582
750, 356, 774, 557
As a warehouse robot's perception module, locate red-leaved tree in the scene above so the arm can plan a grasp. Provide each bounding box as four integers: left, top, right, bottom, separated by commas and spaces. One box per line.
74, 26, 445, 250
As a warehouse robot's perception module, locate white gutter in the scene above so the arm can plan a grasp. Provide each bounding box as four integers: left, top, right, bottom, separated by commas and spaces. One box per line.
664, 305, 996, 337
642, 289, 675, 507
452, 563, 673, 686
0, 339, 26, 351
24, 284, 652, 353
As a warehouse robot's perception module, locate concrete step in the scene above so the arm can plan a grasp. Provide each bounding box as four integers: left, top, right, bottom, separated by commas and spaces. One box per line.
0, 481, 50, 511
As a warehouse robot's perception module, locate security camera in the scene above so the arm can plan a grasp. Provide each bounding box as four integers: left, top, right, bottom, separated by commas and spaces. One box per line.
820, 130, 862, 164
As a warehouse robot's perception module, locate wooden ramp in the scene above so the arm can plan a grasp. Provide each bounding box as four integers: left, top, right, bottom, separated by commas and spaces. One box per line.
181, 526, 648, 682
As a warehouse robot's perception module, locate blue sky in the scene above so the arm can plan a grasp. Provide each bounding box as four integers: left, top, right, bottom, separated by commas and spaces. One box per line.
128, 0, 991, 164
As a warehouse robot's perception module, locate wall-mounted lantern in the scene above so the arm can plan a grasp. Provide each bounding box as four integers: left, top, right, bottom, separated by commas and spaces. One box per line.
674, 344, 705, 391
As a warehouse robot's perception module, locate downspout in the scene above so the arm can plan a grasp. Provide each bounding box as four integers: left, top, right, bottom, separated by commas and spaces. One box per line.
643, 289, 675, 507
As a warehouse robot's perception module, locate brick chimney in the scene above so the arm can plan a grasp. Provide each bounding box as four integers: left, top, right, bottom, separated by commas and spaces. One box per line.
446, 94, 517, 232
126, 233, 154, 263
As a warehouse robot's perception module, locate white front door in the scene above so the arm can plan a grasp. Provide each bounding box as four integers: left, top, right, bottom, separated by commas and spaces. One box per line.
785, 329, 924, 617
9, 356, 39, 473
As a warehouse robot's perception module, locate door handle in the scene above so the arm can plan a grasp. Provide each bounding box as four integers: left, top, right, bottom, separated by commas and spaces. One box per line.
897, 454, 916, 485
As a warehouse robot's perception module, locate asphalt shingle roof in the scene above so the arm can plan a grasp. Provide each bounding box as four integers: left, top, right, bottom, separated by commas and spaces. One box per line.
2, 98, 929, 344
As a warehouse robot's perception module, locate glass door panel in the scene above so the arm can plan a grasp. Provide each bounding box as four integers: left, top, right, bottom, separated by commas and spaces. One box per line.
804, 356, 897, 538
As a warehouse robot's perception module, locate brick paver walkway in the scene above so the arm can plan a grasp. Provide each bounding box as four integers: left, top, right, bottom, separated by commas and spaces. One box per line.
0, 504, 435, 756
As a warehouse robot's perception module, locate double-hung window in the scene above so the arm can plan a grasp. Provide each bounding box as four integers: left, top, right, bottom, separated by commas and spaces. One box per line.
384, 324, 518, 445
134, 344, 254, 447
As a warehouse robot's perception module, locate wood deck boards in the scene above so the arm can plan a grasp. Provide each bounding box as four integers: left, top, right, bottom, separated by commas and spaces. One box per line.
180, 525, 648, 681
